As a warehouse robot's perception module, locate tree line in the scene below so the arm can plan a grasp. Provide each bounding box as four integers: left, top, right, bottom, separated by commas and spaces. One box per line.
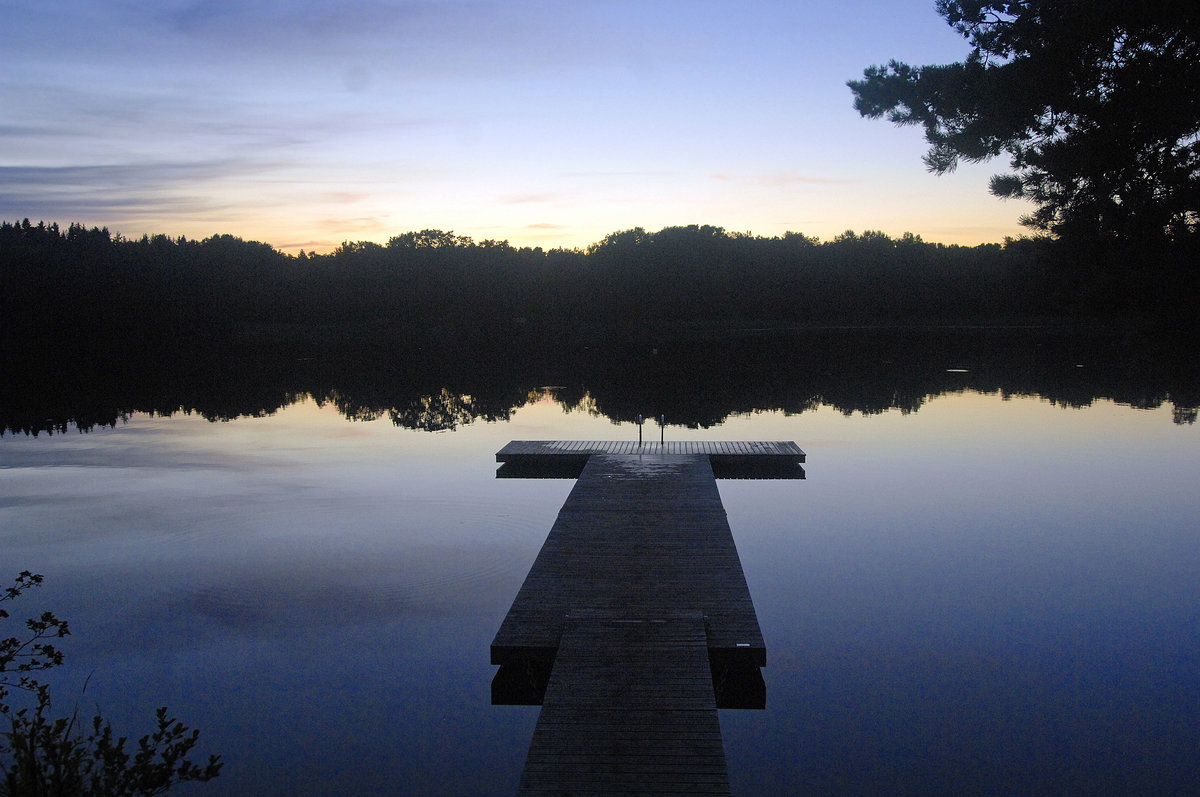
6, 219, 1193, 357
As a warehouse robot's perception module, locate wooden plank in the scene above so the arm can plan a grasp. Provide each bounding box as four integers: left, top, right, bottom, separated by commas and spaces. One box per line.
518, 613, 730, 796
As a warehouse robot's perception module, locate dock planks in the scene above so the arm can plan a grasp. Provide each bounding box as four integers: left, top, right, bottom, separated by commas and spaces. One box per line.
492, 441, 801, 794
519, 612, 729, 795
491, 451, 764, 668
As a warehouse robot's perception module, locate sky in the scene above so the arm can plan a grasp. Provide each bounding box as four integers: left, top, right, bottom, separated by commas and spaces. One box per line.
2, 1, 1029, 253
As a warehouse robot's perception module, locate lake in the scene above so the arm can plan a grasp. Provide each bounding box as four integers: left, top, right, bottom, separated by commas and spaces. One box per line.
2, 333, 1198, 795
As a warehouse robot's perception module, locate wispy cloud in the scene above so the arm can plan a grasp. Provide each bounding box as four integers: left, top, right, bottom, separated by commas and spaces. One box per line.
312, 216, 389, 234
276, 240, 334, 252
147, 0, 470, 43
0, 162, 244, 187
98, 0, 659, 82
565, 171, 676, 179
318, 192, 371, 205
500, 193, 557, 205
712, 172, 855, 187
0, 194, 228, 224
0, 125, 78, 139
0, 161, 263, 225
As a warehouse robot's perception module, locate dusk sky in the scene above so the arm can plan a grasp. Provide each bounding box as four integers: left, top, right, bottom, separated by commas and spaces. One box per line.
4, 1, 1028, 253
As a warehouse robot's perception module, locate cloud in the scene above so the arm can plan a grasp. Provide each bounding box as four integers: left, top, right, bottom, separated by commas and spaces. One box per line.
563, 170, 675, 179
276, 240, 334, 252
319, 192, 371, 204
101, 1, 614, 81
312, 216, 389, 233
500, 193, 557, 205
0, 194, 225, 222
0, 125, 77, 139
524, 222, 568, 230
0, 161, 259, 224
12, 0, 690, 106
147, 0, 448, 42
712, 172, 855, 187
0, 162, 243, 187
1, 79, 324, 161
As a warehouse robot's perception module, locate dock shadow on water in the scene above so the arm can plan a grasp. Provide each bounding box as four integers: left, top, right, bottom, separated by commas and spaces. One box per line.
489, 441, 804, 794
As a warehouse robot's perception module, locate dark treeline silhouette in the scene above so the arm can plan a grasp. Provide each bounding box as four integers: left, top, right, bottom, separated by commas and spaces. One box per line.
5, 219, 1196, 436
6, 219, 1196, 359
3, 329, 1196, 437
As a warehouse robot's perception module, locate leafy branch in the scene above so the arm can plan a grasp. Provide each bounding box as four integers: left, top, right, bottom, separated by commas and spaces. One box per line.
1, 572, 221, 796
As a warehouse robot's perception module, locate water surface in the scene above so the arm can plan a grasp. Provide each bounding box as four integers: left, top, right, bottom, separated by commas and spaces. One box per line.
2, 389, 1197, 794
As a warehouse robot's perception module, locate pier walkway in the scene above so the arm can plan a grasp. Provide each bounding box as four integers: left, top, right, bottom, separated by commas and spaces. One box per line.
491, 440, 804, 794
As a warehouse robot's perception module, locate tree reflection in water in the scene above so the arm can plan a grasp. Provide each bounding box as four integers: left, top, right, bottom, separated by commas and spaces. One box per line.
3, 329, 1197, 437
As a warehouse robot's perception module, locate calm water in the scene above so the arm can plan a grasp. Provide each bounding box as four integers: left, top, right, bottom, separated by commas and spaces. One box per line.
2, 390, 1198, 795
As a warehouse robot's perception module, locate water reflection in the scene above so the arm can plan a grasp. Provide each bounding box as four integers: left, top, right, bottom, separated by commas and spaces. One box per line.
1, 386, 1197, 794
4, 329, 1198, 437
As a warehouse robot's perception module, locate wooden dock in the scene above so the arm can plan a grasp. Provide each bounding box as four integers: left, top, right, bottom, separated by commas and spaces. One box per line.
520, 612, 729, 794
491, 441, 804, 795
495, 440, 805, 481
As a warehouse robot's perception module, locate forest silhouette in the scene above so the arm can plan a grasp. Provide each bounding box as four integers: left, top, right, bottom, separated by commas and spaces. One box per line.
3, 219, 1197, 356
4, 218, 1198, 437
